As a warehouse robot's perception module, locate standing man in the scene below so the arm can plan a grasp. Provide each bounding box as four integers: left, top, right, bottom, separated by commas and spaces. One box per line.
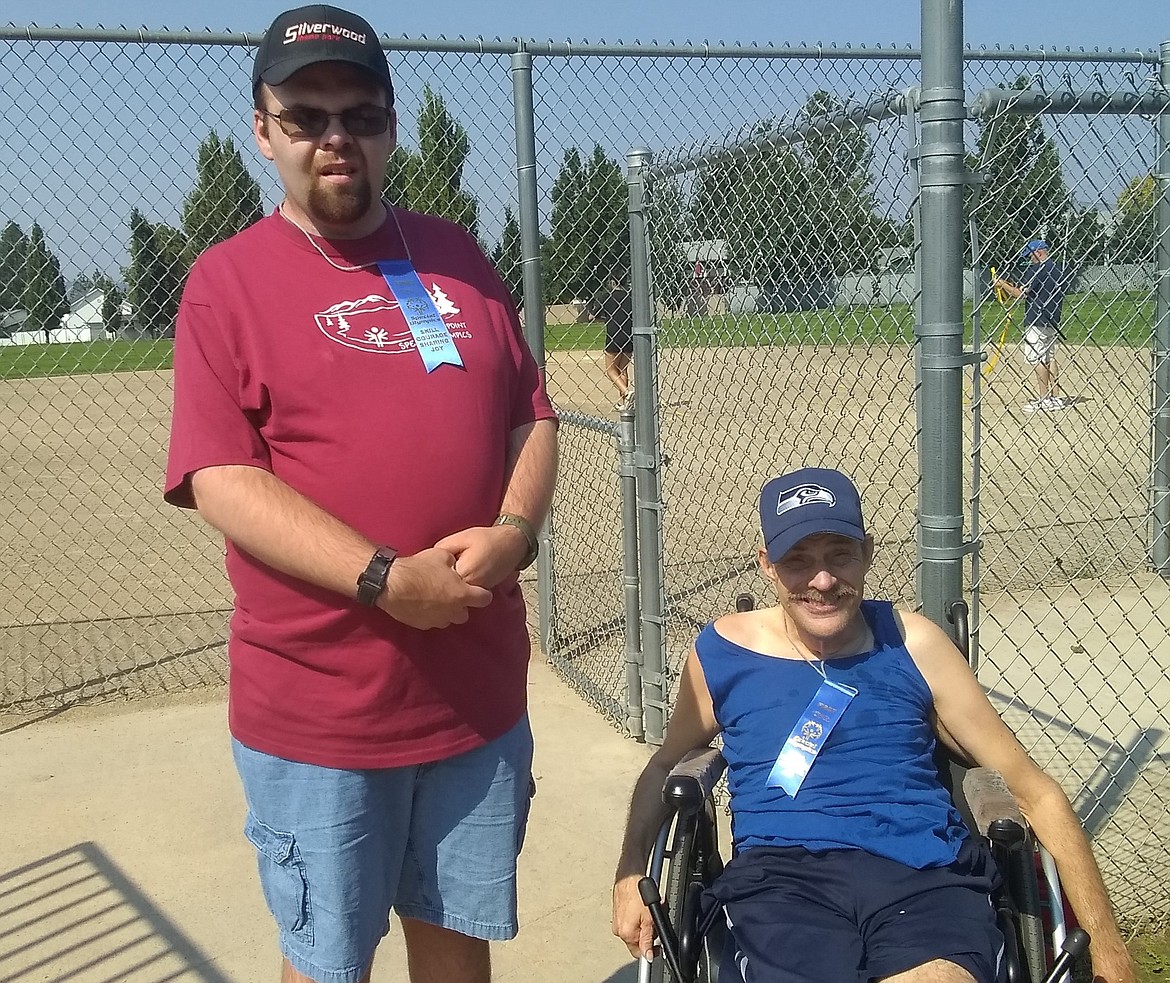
993, 239, 1072, 414
164, 7, 558, 982
590, 271, 635, 411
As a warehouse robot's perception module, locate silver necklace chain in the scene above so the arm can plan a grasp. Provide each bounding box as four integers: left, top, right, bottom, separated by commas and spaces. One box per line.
781, 613, 829, 680
277, 200, 414, 272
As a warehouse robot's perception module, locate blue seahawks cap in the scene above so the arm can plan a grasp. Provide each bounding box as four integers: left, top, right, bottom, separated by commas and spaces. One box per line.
759, 467, 866, 562
1020, 239, 1048, 259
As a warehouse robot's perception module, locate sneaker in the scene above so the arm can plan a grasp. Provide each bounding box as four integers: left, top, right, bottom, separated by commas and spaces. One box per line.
1022, 399, 1045, 414
1040, 396, 1067, 411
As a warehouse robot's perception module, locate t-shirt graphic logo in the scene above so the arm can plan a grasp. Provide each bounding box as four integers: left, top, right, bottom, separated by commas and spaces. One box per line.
776, 484, 836, 515
429, 283, 460, 316
316, 294, 414, 354
315, 288, 469, 355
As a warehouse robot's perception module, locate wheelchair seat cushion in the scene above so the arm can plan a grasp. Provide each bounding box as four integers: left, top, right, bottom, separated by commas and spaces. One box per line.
700, 839, 1006, 983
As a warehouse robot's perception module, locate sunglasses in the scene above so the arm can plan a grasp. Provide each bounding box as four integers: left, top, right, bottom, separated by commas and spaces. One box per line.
261, 106, 393, 138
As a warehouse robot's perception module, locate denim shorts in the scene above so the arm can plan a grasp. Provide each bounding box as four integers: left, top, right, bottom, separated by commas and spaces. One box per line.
232, 714, 534, 983
701, 838, 1005, 983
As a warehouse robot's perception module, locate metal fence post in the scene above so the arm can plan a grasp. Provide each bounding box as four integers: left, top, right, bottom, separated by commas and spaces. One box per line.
627, 146, 667, 744
1152, 40, 1170, 574
511, 48, 554, 650
916, 0, 970, 631
618, 406, 644, 739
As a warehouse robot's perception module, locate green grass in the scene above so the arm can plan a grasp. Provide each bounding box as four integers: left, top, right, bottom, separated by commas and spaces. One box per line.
1132, 928, 1170, 982
0, 291, 1154, 380
548, 290, 1155, 351
0, 340, 174, 380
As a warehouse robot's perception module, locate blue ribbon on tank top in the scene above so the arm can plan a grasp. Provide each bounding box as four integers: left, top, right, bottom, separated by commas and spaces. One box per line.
376, 259, 464, 373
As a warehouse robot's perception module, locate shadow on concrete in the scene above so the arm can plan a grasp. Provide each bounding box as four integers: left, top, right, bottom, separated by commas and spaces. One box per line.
601, 961, 640, 983
0, 842, 234, 983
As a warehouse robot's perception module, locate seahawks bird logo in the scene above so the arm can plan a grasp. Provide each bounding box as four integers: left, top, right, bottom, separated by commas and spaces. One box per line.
776, 484, 836, 515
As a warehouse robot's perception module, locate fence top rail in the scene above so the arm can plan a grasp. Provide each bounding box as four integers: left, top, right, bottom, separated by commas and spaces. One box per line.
971, 85, 1170, 117
649, 90, 913, 179
0, 26, 1163, 63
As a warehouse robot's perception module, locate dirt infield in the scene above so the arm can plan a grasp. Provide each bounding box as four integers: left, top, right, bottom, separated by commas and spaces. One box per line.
1, 344, 1166, 924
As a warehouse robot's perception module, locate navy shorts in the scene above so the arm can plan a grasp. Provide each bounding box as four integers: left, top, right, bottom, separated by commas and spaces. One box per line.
700, 839, 1005, 983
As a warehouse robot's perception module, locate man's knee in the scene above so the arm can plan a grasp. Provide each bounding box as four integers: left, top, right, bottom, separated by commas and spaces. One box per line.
401, 918, 491, 983
879, 958, 979, 983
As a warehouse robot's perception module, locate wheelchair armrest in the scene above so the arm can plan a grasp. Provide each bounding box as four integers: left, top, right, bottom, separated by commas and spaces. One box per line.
962, 767, 1027, 845
663, 746, 727, 817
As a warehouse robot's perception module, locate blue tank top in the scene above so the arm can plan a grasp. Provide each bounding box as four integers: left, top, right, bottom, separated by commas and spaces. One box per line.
696, 600, 968, 869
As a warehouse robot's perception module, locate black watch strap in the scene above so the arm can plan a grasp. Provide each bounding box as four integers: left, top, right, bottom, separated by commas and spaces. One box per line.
355, 546, 397, 606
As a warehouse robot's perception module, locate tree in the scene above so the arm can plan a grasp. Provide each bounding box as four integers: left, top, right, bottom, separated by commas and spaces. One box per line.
687, 92, 889, 307
0, 222, 29, 314
182, 131, 264, 263
101, 281, 125, 337
491, 206, 525, 305
647, 175, 691, 311
21, 223, 68, 340
967, 75, 1070, 269
383, 86, 478, 235
544, 145, 630, 305
546, 148, 589, 304
128, 210, 185, 336
1109, 174, 1156, 265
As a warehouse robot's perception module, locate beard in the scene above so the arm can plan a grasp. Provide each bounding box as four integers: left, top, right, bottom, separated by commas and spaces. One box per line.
307, 176, 374, 228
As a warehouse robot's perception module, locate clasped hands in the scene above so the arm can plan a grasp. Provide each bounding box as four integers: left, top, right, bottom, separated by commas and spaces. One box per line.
377, 523, 529, 630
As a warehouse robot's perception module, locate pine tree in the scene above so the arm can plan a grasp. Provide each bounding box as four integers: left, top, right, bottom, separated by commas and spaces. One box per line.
968, 75, 1070, 268
384, 86, 478, 235
546, 148, 590, 304
128, 211, 185, 336
21, 223, 68, 339
490, 206, 525, 305
0, 222, 30, 314
182, 131, 264, 262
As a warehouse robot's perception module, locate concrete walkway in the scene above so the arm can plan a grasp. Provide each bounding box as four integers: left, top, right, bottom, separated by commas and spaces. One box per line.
0, 659, 650, 983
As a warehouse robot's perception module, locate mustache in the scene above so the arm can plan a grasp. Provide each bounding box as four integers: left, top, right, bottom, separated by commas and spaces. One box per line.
791, 586, 858, 604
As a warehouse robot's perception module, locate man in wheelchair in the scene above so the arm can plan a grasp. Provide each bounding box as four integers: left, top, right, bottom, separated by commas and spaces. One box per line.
612, 468, 1133, 983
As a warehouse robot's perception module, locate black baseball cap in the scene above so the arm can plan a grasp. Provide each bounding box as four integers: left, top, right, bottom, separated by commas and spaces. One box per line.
252, 4, 394, 103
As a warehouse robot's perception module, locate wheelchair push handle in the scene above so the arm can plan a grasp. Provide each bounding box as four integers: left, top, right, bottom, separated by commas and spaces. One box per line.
1039, 928, 1090, 983
637, 876, 688, 982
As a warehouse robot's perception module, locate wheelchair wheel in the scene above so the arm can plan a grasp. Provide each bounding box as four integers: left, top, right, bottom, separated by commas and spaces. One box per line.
652, 797, 724, 983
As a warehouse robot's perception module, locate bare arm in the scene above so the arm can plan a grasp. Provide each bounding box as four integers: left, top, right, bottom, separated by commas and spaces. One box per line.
903, 613, 1135, 983
993, 277, 1025, 301
612, 649, 721, 960
436, 418, 558, 588
190, 464, 491, 630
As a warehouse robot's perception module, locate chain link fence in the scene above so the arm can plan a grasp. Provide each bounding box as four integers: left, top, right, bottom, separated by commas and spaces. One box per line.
0, 25, 1167, 929
962, 53, 1170, 930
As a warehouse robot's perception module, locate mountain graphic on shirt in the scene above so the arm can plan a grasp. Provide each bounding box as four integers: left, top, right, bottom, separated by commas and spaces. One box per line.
315, 288, 469, 355
314, 293, 415, 353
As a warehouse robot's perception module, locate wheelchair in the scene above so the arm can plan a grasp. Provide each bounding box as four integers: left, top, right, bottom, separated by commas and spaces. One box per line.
636, 597, 1091, 983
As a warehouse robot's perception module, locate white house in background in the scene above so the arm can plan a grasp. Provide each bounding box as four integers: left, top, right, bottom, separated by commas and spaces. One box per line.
63, 287, 105, 336
0, 288, 112, 346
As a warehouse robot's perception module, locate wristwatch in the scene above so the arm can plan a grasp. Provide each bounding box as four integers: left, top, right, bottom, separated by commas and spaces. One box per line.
355, 546, 398, 606
494, 513, 539, 570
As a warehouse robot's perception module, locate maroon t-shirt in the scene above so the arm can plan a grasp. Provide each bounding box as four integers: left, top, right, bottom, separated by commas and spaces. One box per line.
164, 208, 556, 768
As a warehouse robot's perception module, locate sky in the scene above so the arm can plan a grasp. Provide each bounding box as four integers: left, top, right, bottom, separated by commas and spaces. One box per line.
4, 2, 1167, 283
12, 1, 1170, 51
